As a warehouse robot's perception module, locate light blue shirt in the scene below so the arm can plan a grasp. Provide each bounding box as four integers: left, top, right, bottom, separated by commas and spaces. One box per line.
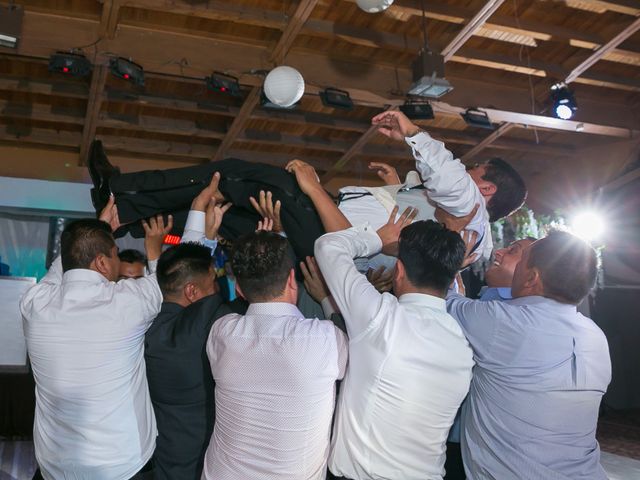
478, 286, 512, 301
447, 294, 611, 480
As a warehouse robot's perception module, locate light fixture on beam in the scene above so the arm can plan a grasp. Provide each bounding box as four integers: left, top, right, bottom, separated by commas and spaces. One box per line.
49, 52, 92, 77
550, 83, 577, 120
320, 88, 353, 110
461, 108, 495, 130
109, 57, 144, 86
206, 72, 241, 96
263, 66, 305, 108
399, 99, 434, 120
0, 5, 23, 49
408, 49, 454, 98
356, 0, 394, 13
260, 91, 298, 110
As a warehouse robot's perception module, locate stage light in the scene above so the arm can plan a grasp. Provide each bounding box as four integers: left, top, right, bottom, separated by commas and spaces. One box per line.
206, 72, 241, 96
399, 100, 434, 120
109, 57, 144, 86
320, 88, 353, 110
49, 52, 92, 77
551, 83, 577, 120
571, 210, 605, 243
0, 5, 23, 49
408, 49, 453, 98
461, 108, 495, 130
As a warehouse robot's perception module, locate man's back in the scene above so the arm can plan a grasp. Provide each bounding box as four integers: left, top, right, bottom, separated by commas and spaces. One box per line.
21, 259, 161, 480
145, 295, 232, 480
202, 303, 347, 480
329, 293, 474, 479
448, 295, 611, 479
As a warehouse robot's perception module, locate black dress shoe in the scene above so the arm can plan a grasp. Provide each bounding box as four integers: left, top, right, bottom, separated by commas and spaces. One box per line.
88, 139, 120, 212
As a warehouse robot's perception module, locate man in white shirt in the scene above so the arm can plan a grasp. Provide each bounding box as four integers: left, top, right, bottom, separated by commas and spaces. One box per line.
313, 204, 475, 480
201, 230, 348, 480
21, 179, 220, 480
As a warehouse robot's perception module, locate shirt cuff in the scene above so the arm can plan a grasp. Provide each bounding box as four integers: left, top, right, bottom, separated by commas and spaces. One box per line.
353, 223, 383, 257
184, 210, 205, 234
320, 296, 338, 318
147, 259, 158, 274
202, 238, 218, 255
404, 130, 434, 150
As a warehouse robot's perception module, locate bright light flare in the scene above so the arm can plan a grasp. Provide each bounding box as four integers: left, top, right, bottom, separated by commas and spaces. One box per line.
571, 211, 605, 242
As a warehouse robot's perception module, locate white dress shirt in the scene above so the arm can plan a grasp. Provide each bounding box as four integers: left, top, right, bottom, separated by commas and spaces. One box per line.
315, 225, 474, 480
20, 211, 205, 480
202, 302, 348, 480
338, 131, 492, 270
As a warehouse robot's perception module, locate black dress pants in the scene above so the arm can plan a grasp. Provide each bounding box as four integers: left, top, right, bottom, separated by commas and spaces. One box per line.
109, 158, 325, 260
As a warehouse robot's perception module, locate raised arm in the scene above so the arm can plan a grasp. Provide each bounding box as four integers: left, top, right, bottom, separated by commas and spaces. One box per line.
315, 206, 416, 339
372, 110, 482, 217
285, 159, 352, 233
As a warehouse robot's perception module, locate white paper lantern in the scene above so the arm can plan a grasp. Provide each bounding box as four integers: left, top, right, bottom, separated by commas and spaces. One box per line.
356, 0, 394, 13
263, 66, 305, 108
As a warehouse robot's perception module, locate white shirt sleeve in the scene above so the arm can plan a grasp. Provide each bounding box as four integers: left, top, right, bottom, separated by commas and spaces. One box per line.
405, 131, 484, 217
116, 274, 163, 327
314, 224, 386, 340
320, 296, 339, 318
182, 210, 207, 244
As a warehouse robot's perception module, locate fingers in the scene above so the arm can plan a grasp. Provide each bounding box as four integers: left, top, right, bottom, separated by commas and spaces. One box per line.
219, 202, 232, 214
368, 162, 389, 172
388, 206, 400, 225
164, 214, 174, 234
285, 159, 303, 172
274, 199, 281, 221
397, 206, 418, 225
249, 196, 261, 214
208, 171, 221, 192
299, 260, 312, 282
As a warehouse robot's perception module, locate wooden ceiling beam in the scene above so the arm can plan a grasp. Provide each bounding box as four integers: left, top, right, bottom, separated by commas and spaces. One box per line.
99, 0, 121, 39
460, 122, 515, 162
565, 17, 640, 84
78, 65, 107, 165
441, 0, 507, 61
212, 0, 320, 161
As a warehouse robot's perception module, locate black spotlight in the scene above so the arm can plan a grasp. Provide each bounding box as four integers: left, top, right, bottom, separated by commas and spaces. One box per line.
399, 100, 434, 120
550, 83, 577, 120
461, 108, 495, 130
320, 88, 353, 110
206, 72, 241, 96
49, 52, 92, 77
109, 57, 144, 86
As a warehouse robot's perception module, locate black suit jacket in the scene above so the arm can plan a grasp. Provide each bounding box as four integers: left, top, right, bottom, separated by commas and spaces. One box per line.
144, 294, 245, 480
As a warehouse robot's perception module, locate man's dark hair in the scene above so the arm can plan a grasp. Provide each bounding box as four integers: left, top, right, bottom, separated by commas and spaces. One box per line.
482, 158, 527, 222
230, 231, 294, 303
118, 249, 147, 267
398, 220, 466, 292
157, 243, 213, 298
527, 230, 598, 305
61, 219, 116, 272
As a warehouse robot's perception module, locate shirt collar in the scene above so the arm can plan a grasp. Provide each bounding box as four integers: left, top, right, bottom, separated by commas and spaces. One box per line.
62, 268, 111, 285
246, 302, 304, 318
398, 293, 446, 312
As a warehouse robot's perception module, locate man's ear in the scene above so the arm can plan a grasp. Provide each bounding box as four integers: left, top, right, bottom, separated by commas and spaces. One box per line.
524, 266, 541, 290
92, 254, 110, 277
184, 282, 199, 304
478, 181, 497, 197
394, 259, 405, 285
235, 281, 245, 300
287, 269, 298, 296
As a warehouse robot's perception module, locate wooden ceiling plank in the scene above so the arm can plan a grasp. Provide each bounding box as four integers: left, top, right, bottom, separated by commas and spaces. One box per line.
442, 0, 507, 61
565, 17, 640, 84
212, 0, 320, 161
460, 122, 515, 162
78, 65, 108, 165
99, 0, 122, 39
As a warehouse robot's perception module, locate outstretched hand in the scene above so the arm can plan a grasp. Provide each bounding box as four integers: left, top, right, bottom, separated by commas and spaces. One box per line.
285, 159, 322, 196
142, 214, 173, 261
256, 217, 274, 232
368, 162, 401, 185
366, 266, 394, 293
371, 110, 421, 142
205, 200, 232, 240
300, 256, 330, 303
376, 206, 419, 257
98, 195, 120, 232
250, 190, 283, 233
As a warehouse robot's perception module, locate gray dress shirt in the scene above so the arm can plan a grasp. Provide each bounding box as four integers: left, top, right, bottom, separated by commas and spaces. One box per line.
446, 294, 611, 480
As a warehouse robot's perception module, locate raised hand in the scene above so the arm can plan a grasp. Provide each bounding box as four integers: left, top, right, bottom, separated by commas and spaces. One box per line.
142, 214, 173, 261
376, 206, 419, 257
98, 195, 121, 232
300, 256, 330, 303
366, 265, 394, 293
285, 159, 322, 196
205, 200, 232, 240
368, 162, 401, 185
256, 217, 274, 232
192, 172, 225, 212
460, 229, 480, 269
435, 204, 480, 233
371, 110, 421, 141
249, 190, 283, 233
